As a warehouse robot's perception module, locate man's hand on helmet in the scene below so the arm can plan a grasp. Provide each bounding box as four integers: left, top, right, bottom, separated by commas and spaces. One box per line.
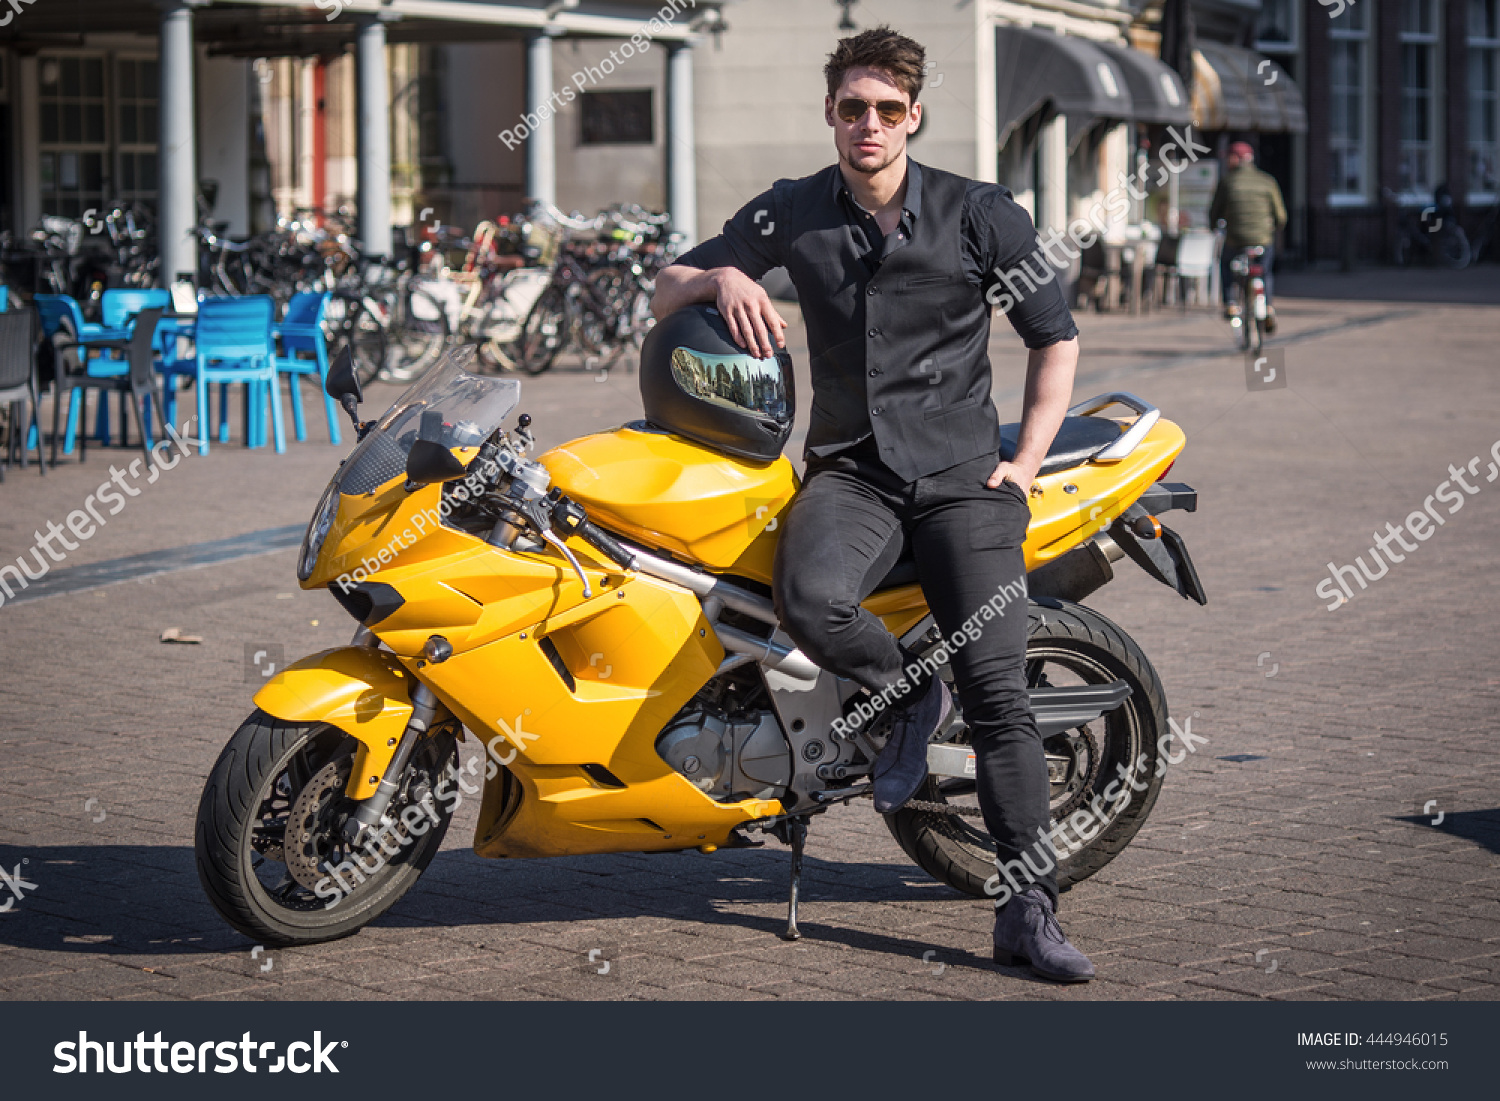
713, 267, 788, 360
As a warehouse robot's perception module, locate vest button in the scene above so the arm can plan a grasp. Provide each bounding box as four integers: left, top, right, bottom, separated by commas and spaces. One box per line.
872, 407, 883, 416
868, 327, 880, 337
868, 368, 879, 377
867, 286, 878, 296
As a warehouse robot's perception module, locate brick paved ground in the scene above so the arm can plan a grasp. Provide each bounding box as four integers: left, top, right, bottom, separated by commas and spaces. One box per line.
0, 268, 1497, 1001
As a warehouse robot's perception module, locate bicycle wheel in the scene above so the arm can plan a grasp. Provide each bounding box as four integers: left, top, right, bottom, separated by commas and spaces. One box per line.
383, 284, 450, 382
1436, 228, 1472, 269
517, 284, 568, 375
328, 293, 388, 386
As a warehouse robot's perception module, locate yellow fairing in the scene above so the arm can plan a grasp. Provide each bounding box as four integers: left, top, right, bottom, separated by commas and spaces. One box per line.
300, 454, 480, 593
409, 569, 782, 858
542, 425, 798, 587
252, 646, 425, 800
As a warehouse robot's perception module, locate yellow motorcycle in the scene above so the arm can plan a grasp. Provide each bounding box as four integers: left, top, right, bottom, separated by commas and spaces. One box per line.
195, 346, 1205, 946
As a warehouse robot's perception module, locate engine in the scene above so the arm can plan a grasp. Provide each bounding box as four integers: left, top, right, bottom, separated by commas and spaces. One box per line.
656, 703, 791, 802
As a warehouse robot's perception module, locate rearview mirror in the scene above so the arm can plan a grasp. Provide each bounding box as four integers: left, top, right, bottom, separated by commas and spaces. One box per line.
325, 346, 363, 424
405, 439, 468, 488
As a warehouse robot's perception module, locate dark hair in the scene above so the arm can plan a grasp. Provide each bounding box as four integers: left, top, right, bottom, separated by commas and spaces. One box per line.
824, 25, 926, 102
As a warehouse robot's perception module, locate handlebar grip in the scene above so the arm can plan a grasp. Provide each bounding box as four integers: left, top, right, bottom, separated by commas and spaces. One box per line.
577, 520, 635, 568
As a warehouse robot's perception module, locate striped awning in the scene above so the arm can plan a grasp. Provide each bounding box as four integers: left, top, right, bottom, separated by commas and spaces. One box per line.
1193, 42, 1307, 133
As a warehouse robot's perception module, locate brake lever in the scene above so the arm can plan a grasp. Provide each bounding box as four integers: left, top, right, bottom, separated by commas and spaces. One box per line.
538, 528, 593, 599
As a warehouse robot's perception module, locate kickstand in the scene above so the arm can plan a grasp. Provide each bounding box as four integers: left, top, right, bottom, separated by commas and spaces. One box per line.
777, 816, 808, 941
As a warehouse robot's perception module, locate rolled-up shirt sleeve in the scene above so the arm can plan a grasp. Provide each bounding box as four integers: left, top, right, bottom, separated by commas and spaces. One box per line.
975, 187, 1080, 350
673, 186, 783, 280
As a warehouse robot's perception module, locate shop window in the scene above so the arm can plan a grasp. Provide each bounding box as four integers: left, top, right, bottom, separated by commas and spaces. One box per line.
38, 54, 108, 218
1471, 0, 1500, 200
1329, 3, 1372, 204
1257, 0, 1299, 53
1398, 0, 1441, 198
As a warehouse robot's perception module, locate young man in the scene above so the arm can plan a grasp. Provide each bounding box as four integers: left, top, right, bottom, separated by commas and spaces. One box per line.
1210, 141, 1287, 332
652, 27, 1093, 982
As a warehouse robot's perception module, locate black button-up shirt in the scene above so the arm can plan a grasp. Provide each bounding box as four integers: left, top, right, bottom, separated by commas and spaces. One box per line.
678, 160, 1077, 350
675, 160, 1079, 479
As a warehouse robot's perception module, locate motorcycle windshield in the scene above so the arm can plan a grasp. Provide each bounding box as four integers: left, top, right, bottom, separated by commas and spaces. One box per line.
334, 345, 521, 497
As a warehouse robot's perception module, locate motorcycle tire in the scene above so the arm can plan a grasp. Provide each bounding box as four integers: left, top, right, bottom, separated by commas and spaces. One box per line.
885, 598, 1170, 899
195, 709, 459, 946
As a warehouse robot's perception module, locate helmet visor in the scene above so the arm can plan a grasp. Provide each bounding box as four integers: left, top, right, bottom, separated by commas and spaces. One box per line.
670, 347, 791, 421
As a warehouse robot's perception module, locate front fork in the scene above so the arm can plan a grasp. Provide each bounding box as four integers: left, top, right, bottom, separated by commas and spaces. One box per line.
341, 624, 436, 845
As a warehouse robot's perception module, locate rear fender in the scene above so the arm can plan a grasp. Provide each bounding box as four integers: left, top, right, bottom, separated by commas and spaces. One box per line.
252, 646, 433, 799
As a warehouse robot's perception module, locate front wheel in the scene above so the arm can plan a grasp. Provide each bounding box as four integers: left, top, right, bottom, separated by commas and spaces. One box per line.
195, 710, 459, 946
885, 598, 1170, 898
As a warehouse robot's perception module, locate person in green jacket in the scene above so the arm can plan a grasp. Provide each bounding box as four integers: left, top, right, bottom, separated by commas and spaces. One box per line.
1210, 141, 1287, 332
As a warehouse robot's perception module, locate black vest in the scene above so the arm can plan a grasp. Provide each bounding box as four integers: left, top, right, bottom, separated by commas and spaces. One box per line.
781, 161, 1001, 482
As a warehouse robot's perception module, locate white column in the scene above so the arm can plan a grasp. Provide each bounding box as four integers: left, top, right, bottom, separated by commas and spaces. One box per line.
1036, 114, 1068, 235
297, 58, 317, 212
974, 10, 998, 183
158, 2, 199, 284
665, 40, 698, 243
357, 17, 393, 258
525, 31, 558, 205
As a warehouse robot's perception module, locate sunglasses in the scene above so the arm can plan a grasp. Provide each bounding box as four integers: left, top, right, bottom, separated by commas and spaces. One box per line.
835, 97, 910, 127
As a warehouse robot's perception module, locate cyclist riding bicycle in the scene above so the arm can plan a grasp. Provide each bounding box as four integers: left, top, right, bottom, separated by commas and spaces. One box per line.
1210, 141, 1286, 333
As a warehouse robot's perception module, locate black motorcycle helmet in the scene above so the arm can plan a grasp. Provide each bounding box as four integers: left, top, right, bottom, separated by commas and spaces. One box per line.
639, 303, 795, 463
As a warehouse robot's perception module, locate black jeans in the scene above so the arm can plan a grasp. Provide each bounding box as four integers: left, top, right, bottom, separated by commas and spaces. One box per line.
772, 439, 1057, 906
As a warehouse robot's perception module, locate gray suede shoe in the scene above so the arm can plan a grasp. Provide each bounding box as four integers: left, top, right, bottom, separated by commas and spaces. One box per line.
872, 676, 951, 814
993, 888, 1095, 983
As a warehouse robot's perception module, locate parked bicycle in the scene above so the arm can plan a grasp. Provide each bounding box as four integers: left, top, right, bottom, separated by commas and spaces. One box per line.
1387, 185, 1471, 269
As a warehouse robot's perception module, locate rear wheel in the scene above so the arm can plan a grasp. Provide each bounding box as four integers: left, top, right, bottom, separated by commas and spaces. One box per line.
885, 598, 1170, 898
195, 709, 459, 946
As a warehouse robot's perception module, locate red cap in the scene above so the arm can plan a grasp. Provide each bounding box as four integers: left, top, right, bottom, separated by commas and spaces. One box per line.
1229, 141, 1255, 159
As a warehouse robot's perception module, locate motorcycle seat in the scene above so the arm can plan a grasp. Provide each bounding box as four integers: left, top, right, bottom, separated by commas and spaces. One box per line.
999, 415, 1124, 476
869, 416, 1124, 592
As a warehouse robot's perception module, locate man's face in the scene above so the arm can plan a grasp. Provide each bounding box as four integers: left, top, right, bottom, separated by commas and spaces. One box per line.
824, 67, 921, 177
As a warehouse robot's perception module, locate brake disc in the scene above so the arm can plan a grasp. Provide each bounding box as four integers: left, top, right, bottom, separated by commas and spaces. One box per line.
283, 754, 355, 892
1046, 724, 1102, 821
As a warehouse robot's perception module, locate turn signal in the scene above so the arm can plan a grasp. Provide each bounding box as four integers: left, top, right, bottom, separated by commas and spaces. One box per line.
424, 635, 454, 664
1130, 515, 1163, 540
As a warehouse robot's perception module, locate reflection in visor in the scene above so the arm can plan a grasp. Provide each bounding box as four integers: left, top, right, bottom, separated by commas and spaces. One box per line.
671, 347, 791, 421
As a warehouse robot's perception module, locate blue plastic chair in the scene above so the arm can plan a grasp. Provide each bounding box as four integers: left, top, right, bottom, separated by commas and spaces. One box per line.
36, 294, 133, 454
193, 296, 284, 455
273, 292, 341, 446
101, 288, 172, 330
